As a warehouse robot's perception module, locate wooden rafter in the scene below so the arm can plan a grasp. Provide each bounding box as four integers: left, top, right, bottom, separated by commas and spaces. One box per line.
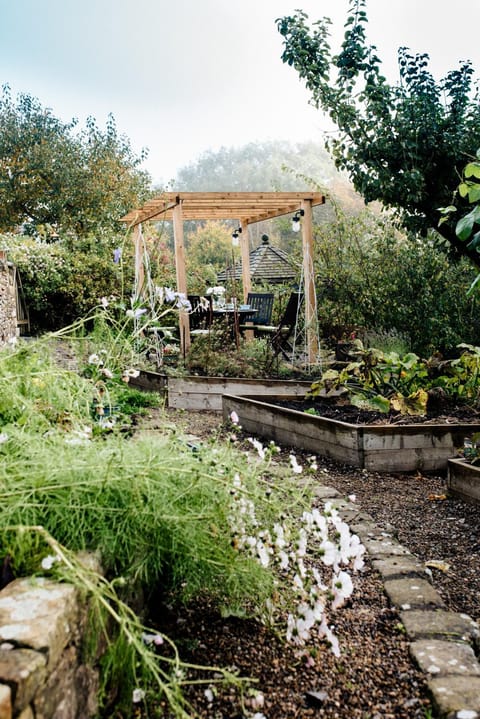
120, 191, 325, 226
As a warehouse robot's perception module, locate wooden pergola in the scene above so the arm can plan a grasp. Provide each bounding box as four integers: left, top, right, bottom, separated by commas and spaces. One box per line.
121, 191, 325, 362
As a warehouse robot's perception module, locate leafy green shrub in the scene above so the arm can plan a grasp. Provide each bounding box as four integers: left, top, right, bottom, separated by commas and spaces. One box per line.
1, 234, 124, 332
313, 209, 480, 356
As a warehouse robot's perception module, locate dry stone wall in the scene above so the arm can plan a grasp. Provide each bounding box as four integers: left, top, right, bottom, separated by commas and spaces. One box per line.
0, 576, 101, 719
0, 252, 18, 346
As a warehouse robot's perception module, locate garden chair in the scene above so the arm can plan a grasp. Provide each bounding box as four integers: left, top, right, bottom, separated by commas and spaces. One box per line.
267, 291, 303, 362
239, 292, 274, 334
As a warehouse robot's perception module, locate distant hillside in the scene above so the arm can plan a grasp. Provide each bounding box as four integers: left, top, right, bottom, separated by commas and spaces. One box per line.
173, 140, 368, 216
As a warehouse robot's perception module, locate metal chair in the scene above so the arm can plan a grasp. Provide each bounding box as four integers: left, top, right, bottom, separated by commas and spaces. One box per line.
239, 292, 274, 333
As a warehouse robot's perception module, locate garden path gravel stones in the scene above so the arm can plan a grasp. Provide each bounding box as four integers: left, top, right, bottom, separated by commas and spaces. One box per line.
137, 408, 479, 718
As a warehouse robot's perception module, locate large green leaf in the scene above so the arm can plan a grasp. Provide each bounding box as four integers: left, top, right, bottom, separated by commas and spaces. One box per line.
464, 162, 480, 179
457, 212, 476, 241
350, 393, 390, 413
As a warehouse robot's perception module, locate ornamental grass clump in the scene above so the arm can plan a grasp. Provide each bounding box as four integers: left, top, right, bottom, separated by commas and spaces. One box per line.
0, 338, 279, 714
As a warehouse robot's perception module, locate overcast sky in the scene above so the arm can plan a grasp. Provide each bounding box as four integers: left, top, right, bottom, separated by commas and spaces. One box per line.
1, 0, 480, 185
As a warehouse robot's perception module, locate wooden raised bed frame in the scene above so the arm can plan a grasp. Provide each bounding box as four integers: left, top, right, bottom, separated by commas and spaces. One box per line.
131, 371, 311, 412
222, 394, 480, 473
447, 458, 480, 504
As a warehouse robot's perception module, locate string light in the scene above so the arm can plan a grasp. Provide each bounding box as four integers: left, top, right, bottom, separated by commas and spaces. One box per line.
292, 209, 305, 233
232, 227, 242, 246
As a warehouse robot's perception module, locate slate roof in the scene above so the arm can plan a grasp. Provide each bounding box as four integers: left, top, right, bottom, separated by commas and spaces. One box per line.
217, 235, 297, 285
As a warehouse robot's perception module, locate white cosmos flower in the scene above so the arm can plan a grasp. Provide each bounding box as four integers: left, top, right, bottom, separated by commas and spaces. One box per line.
331, 570, 354, 610
319, 539, 337, 566
350, 535, 366, 571
126, 308, 147, 319
337, 522, 354, 565
41, 554, 61, 570
250, 692, 265, 710
286, 613, 296, 642
248, 437, 265, 460
100, 368, 114, 379
312, 598, 325, 621
289, 454, 303, 474
311, 567, 327, 591
273, 523, 286, 549
141, 632, 164, 646
88, 353, 102, 365
0, 433, 9, 444
176, 295, 192, 311
319, 618, 340, 657
122, 368, 140, 383
233, 473, 242, 488
132, 688, 145, 703
256, 540, 270, 567
293, 573, 304, 592
164, 287, 176, 303
296, 528, 308, 557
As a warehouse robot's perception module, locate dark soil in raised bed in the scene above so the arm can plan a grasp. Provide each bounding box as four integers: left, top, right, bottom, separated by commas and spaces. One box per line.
271, 395, 480, 426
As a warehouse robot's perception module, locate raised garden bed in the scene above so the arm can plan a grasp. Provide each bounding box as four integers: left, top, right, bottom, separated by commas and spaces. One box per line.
447, 458, 480, 504
131, 371, 311, 411
222, 394, 480, 472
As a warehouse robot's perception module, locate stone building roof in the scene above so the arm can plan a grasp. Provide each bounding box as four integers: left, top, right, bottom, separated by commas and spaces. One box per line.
217, 235, 297, 285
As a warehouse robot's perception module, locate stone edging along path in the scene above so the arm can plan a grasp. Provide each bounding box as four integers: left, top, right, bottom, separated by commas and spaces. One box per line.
310, 482, 480, 719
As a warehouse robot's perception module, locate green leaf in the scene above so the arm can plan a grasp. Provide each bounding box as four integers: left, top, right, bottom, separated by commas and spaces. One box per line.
368, 395, 391, 413
456, 213, 475, 240
464, 162, 480, 179
467, 230, 480, 251
437, 204, 457, 214
466, 273, 480, 297
469, 187, 480, 205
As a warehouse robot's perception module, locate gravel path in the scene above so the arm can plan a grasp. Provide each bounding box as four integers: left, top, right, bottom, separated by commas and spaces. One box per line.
144, 409, 480, 718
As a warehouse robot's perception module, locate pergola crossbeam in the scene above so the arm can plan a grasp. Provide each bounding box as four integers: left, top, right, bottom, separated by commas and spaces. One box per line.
121, 191, 324, 226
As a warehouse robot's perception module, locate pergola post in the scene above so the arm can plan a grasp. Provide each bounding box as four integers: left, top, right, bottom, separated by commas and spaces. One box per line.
133, 224, 145, 300
240, 220, 251, 302
301, 199, 318, 363
173, 202, 190, 354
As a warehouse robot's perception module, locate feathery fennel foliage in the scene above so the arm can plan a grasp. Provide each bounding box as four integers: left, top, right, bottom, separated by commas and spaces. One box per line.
0, 335, 294, 716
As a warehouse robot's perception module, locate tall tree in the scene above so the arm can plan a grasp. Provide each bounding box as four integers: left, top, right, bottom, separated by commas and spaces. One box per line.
176, 140, 342, 193
0, 85, 151, 238
277, 0, 480, 266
